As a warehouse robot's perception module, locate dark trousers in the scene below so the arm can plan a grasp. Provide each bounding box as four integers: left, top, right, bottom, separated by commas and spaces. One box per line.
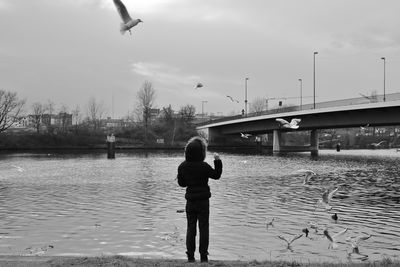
185, 199, 209, 256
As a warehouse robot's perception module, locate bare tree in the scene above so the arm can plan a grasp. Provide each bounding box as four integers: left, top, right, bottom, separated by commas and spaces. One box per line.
249, 97, 265, 115
31, 102, 47, 133
179, 104, 196, 122
137, 81, 156, 143
86, 97, 105, 130
0, 90, 25, 133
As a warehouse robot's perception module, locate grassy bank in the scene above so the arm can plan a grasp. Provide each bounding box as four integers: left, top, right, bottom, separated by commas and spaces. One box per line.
0, 256, 397, 267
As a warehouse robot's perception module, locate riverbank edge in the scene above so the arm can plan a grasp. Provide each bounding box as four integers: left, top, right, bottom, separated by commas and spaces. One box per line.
0, 255, 397, 267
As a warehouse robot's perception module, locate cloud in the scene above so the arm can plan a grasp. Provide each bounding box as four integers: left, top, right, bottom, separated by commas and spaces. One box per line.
131, 61, 200, 87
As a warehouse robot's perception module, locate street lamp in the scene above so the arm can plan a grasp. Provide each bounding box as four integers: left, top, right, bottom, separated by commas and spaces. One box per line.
245, 77, 249, 115
313, 52, 318, 109
298, 78, 303, 110
201, 101, 208, 121
381, 57, 386, 102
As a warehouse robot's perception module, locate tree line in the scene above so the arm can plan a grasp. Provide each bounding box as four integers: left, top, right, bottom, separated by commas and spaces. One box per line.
0, 81, 198, 148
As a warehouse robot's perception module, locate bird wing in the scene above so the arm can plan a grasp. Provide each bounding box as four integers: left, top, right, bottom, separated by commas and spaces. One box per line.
113, 0, 132, 23
288, 234, 303, 244
321, 189, 329, 203
328, 187, 339, 200
276, 118, 289, 125
277, 235, 289, 244
332, 228, 348, 239
290, 118, 301, 126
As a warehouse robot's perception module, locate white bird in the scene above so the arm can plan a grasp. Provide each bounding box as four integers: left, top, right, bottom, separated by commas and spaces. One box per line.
360, 124, 370, 130
346, 234, 372, 251
113, 0, 142, 35
370, 140, 386, 148
324, 228, 348, 249
296, 169, 316, 184
240, 133, 252, 139
265, 217, 275, 230
318, 187, 339, 210
277, 234, 303, 248
195, 82, 203, 89
346, 234, 371, 258
276, 118, 301, 129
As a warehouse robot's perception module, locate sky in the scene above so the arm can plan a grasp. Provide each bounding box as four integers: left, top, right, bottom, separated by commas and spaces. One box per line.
1, 0, 400, 118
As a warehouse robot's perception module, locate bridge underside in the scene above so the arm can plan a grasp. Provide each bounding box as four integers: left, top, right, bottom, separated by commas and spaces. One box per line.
197, 102, 400, 155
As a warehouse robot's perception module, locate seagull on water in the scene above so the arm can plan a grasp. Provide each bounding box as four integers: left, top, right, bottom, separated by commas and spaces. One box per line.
324, 228, 348, 249
11, 165, 24, 172
276, 118, 301, 129
331, 213, 338, 222
360, 124, 370, 130
277, 234, 303, 248
240, 133, 252, 139
113, 0, 142, 35
302, 228, 310, 238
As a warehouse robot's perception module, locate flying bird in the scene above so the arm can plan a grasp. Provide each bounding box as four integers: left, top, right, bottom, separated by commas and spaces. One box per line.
324, 228, 348, 249
276, 118, 301, 129
346, 234, 372, 256
370, 140, 386, 148
113, 0, 143, 35
296, 169, 316, 185
317, 187, 339, 210
277, 234, 303, 248
195, 82, 203, 89
240, 133, 252, 139
265, 217, 275, 230
227, 95, 240, 103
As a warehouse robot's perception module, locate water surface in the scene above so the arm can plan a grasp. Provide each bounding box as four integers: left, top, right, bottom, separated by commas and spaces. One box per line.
0, 149, 399, 263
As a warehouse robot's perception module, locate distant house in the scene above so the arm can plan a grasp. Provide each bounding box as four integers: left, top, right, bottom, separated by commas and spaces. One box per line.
101, 117, 126, 129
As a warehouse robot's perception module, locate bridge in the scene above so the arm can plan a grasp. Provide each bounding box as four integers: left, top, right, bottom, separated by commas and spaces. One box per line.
196, 94, 400, 155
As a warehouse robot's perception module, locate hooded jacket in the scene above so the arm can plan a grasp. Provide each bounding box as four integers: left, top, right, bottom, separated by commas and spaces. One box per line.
177, 137, 222, 201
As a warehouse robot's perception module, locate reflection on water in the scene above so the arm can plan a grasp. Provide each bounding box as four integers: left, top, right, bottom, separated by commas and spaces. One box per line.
0, 149, 399, 262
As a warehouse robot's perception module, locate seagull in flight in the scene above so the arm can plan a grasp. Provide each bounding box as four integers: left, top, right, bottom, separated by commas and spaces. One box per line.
113, 0, 143, 35
195, 82, 203, 89
317, 187, 339, 210
265, 217, 275, 230
277, 234, 303, 248
276, 118, 301, 129
346, 234, 372, 258
324, 228, 348, 249
295, 169, 316, 184
226, 95, 240, 103
370, 140, 386, 148
240, 133, 252, 139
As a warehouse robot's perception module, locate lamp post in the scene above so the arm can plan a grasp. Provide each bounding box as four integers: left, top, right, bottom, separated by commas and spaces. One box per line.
313, 52, 318, 109
201, 101, 208, 121
381, 57, 386, 102
298, 78, 303, 110
245, 77, 249, 115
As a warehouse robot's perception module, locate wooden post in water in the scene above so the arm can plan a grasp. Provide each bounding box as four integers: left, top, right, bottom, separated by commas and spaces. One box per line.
106, 134, 116, 159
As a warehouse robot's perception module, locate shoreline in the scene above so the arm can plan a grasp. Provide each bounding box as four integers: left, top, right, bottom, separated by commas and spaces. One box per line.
0, 255, 397, 267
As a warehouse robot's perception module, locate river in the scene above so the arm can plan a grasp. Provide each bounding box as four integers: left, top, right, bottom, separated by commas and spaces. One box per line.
0, 149, 399, 263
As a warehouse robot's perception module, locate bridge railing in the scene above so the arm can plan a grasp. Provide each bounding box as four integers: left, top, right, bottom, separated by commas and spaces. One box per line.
196, 92, 400, 127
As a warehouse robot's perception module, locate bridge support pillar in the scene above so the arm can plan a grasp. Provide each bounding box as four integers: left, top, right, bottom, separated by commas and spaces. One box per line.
310, 129, 319, 156
272, 130, 281, 155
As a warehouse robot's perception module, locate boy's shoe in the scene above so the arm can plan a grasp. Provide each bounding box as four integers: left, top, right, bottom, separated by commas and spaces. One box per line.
200, 254, 208, 262
186, 252, 195, 262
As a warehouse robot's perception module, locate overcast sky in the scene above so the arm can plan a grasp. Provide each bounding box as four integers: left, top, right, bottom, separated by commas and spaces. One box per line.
1, 0, 400, 118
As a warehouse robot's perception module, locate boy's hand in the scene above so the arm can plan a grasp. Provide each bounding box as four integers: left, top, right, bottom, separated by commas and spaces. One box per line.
214, 153, 220, 160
